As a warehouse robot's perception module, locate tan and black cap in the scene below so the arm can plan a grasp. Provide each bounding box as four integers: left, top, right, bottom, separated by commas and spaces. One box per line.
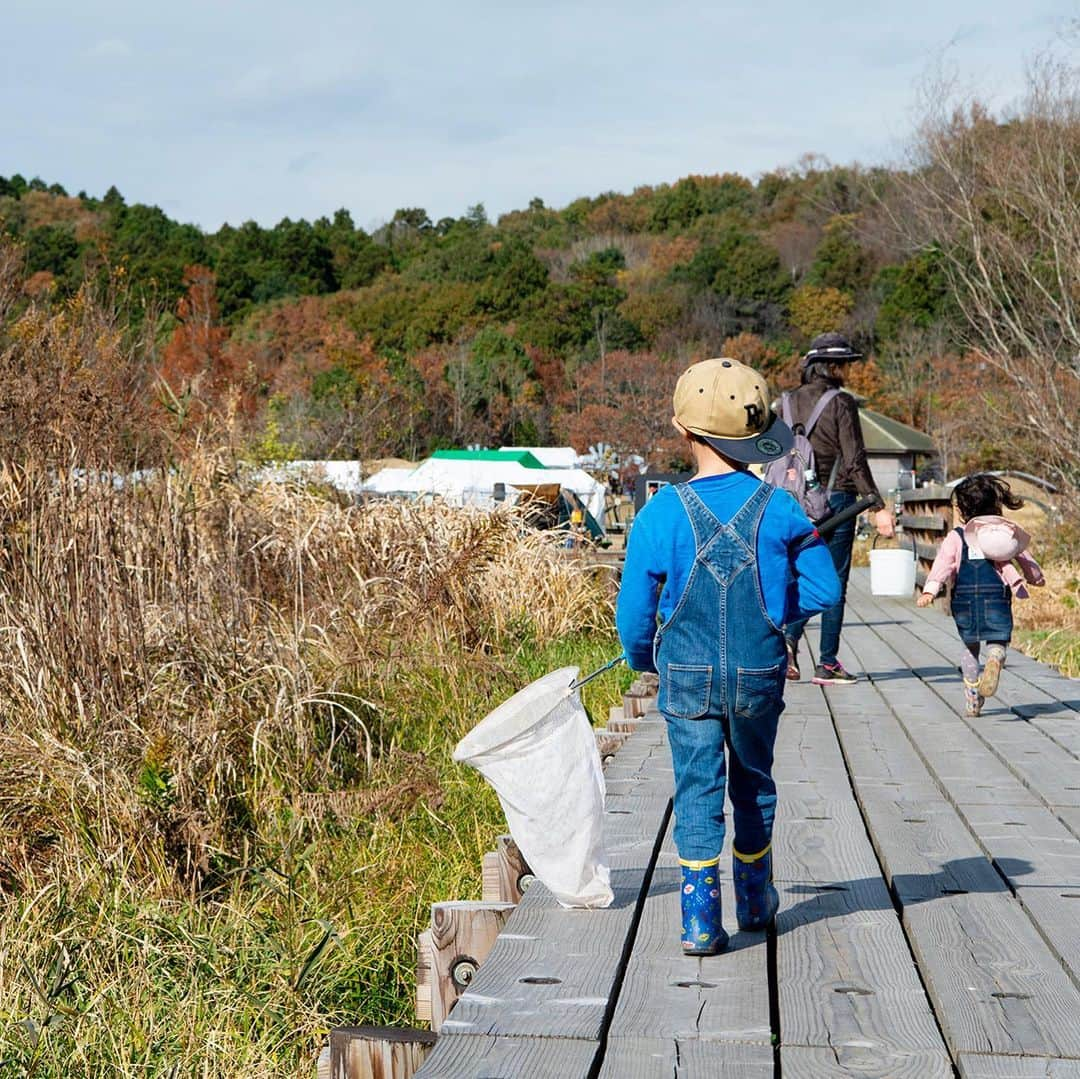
673, 357, 793, 464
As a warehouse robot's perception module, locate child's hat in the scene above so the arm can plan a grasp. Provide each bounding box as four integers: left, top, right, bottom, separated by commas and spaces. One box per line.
962, 517, 1031, 561
673, 358, 793, 464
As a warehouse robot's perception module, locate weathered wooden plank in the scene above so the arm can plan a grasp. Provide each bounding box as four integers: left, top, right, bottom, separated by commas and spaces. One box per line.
598, 1036, 773, 1077
1012, 884, 1080, 982
775, 880, 951, 1063
904, 892, 1080, 1057
781, 1045, 953, 1078
899, 512, 952, 532
847, 584, 1080, 814
606, 837, 770, 1046
415, 1033, 597, 1078
960, 804, 1080, 888
957, 1053, 1080, 1078
1059, 807, 1080, 840
770, 679, 952, 1069
772, 796, 884, 884
854, 793, 1007, 903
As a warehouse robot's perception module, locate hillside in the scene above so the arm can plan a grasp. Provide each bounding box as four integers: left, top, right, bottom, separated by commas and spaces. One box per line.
1, 165, 973, 472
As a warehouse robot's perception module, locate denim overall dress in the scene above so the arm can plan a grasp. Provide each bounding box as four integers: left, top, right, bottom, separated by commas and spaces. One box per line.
951, 527, 1013, 646
654, 480, 787, 862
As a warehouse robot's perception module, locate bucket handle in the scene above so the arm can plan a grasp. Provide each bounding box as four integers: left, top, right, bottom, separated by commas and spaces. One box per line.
872, 532, 917, 559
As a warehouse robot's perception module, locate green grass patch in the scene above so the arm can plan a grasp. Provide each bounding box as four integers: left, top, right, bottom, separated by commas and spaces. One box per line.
0, 630, 628, 1078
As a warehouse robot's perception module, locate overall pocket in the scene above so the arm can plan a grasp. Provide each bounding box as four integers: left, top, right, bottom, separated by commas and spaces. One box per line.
950, 593, 976, 641
734, 665, 784, 722
978, 590, 1013, 640
660, 664, 712, 719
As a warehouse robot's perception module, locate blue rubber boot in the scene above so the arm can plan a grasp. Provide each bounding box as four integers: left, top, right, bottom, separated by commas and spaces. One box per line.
679, 856, 728, 955
734, 845, 779, 931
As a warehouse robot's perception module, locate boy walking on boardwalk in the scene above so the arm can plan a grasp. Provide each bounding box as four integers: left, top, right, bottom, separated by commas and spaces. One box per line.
616, 358, 841, 955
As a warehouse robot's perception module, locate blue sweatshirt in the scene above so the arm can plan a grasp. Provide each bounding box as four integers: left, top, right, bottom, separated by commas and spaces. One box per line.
615, 472, 842, 673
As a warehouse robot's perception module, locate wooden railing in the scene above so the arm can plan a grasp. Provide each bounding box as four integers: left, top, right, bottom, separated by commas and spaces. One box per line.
895, 485, 954, 589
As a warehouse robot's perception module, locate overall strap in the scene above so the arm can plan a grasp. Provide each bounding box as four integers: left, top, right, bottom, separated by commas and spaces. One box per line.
674, 482, 723, 552
674, 481, 767, 552
726, 480, 773, 544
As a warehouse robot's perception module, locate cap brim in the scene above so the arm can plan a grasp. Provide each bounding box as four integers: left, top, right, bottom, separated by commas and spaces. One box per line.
699, 413, 794, 464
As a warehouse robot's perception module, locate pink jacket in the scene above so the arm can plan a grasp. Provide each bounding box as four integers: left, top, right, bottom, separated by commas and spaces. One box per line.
923, 516, 1045, 599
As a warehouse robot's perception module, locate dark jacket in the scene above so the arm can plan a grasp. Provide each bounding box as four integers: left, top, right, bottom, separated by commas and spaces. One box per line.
786, 377, 883, 505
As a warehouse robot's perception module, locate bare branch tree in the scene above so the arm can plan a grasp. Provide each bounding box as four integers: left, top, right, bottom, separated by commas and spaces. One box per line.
887, 55, 1080, 504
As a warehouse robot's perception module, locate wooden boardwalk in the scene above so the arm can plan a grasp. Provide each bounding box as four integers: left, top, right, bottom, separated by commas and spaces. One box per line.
415, 569, 1080, 1078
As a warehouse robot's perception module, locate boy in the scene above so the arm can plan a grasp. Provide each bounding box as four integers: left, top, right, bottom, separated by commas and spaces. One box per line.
616, 358, 841, 954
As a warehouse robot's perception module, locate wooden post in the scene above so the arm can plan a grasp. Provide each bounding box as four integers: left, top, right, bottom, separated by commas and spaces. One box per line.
415, 929, 434, 1023
428, 900, 515, 1031
623, 695, 651, 719
478, 835, 535, 905
481, 849, 502, 902
329, 1026, 436, 1079
496, 835, 533, 903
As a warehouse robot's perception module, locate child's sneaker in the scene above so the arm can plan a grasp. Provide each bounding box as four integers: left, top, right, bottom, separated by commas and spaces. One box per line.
964, 679, 985, 717
978, 646, 1005, 699
812, 661, 857, 685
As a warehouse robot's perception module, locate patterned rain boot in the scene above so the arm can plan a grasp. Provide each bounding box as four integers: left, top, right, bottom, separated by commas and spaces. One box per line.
963, 678, 985, 718
733, 844, 780, 932
679, 856, 728, 956
978, 645, 1006, 699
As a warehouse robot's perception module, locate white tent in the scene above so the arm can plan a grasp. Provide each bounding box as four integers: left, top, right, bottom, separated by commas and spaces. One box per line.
381, 456, 607, 523
362, 467, 417, 495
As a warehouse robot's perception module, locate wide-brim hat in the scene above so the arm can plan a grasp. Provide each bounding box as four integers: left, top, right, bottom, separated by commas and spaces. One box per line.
673, 358, 794, 464
799, 331, 863, 370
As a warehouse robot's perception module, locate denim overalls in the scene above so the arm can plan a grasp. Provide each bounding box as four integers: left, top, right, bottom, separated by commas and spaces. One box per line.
952, 527, 1013, 646
654, 481, 787, 862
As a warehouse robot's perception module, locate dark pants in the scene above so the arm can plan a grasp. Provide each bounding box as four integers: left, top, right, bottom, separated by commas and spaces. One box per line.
785, 490, 856, 668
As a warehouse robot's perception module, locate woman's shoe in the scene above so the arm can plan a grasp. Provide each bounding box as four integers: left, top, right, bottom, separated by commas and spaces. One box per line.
963, 678, 985, 717
978, 646, 1005, 698
785, 639, 800, 681
733, 845, 779, 931
680, 856, 728, 955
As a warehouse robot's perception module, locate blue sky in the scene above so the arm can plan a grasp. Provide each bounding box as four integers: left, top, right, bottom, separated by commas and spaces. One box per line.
1, 2, 1072, 231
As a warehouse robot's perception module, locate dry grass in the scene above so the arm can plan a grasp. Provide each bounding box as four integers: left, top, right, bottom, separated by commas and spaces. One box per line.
0, 457, 622, 1076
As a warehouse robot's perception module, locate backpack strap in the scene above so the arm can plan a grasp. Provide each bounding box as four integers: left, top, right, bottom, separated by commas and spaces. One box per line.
779, 392, 795, 428
803, 388, 840, 436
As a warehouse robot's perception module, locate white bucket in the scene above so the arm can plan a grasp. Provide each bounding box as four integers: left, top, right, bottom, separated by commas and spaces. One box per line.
870, 541, 917, 596
453, 666, 613, 909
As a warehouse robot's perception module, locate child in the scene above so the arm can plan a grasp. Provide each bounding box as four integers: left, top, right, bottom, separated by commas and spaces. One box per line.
616, 358, 841, 955
916, 474, 1045, 716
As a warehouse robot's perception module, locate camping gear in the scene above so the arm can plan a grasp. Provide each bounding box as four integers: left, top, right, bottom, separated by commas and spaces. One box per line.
869, 533, 917, 596
453, 664, 618, 909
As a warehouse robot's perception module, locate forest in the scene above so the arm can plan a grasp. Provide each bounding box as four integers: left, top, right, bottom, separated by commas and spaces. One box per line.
0, 153, 1018, 482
